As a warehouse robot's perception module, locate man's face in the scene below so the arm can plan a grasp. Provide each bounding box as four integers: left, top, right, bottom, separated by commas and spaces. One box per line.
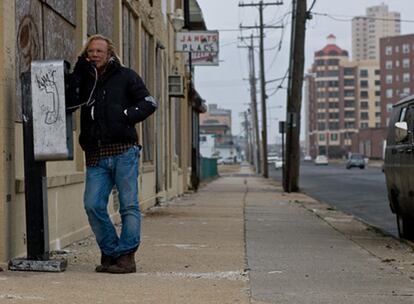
86, 39, 110, 69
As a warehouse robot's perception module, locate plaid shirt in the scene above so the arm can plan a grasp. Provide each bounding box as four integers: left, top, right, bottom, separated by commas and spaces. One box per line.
85, 143, 135, 167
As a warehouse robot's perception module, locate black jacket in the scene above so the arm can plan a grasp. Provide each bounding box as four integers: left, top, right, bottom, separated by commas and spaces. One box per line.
66, 57, 157, 151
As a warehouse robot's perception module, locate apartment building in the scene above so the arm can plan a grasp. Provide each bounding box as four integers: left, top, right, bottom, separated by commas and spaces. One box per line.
352, 4, 400, 61
0, 0, 208, 263
356, 60, 381, 129
380, 34, 414, 127
307, 35, 358, 158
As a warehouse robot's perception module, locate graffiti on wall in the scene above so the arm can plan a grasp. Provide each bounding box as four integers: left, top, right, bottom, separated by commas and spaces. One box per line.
35, 69, 60, 125
16, 14, 41, 120
17, 15, 40, 77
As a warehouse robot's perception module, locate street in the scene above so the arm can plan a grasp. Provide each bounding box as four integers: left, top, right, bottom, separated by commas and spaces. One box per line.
269, 161, 398, 237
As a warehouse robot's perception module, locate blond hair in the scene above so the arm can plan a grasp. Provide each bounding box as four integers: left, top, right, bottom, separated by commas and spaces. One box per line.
79, 34, 121, 62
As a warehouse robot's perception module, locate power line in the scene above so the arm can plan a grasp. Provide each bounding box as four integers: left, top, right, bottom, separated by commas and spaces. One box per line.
239, 0, 284, 178
312, 12, 414, 23
267, 68, 288, 96
265, 16, 290, 72
307, 0, 317, 13
221, 40, 240, 47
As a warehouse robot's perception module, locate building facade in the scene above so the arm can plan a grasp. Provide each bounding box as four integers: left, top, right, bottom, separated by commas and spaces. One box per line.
356, 60, 381, 129
308, 35, 358, 158
352, 4, 401, 61
200, 104, 232, 132
200, 103, 232, 144
306, 34, 393, 159
380, 34, 414, 127
0, 0, 207, 263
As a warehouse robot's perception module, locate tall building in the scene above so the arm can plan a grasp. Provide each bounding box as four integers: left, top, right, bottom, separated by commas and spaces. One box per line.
380, 34, 414, 127
307, 35, 358, 158
352, 4, 401, 61
356, 60, 381, 129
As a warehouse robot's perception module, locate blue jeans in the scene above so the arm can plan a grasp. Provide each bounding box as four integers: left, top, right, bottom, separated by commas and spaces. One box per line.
84, 145, 141, 258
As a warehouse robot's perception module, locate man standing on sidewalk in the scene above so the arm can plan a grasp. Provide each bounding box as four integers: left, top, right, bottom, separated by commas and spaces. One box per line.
66, 34, 157, 273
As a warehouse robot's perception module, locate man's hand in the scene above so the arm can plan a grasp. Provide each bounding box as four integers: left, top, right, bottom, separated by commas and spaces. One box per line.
73, 56, 96, 75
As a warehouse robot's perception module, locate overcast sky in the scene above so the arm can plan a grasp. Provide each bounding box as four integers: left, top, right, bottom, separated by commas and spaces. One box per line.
194, 0, 414, 143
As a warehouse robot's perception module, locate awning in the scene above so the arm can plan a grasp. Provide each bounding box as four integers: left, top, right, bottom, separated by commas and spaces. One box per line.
189, 83, 207, 113
186, 0, 207, 30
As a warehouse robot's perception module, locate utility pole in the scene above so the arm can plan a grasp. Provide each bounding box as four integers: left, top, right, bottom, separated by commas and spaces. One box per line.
248, 35, 261, 173
283, 0, 307, 192
243, 111, 251, 162
238, 34, 261, 172
239, 1, 283, 178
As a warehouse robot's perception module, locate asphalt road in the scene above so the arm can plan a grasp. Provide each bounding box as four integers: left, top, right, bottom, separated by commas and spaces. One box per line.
269, 161, 399, 237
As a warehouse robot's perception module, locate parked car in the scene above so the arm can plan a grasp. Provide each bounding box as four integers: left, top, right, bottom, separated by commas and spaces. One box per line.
267, 154, 283, 169
303, 155, 312, 162
267, 154, 279, 163
346, 153, 365, 169
273, 157, 284, 169
384, 94, 414, 240
314, 155, 328, 165
222, 156, 237, 165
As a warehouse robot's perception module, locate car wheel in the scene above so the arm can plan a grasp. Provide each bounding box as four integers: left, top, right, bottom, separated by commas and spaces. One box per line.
346, 166, 350, 169
396, 212, 414, 240
360, 166, 365, 169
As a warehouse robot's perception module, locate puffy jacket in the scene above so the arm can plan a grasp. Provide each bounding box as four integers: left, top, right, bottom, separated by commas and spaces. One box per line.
66, 57, 157, 151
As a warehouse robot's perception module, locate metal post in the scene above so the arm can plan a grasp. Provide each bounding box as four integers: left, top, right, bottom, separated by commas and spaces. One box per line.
279, 121, 286, 173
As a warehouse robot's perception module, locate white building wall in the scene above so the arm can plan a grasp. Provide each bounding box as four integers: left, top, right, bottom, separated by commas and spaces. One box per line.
352, 4, 400, 61
200, 134, 216, 158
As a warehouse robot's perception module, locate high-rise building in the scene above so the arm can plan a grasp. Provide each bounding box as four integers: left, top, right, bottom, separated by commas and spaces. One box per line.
355, 60, 381, 129
352, 4, 400, 61
307, 35, 358, 158
380, 34, 414, 127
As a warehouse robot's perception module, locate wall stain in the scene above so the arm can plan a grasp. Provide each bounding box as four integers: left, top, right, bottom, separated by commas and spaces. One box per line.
16, 14, 40, 76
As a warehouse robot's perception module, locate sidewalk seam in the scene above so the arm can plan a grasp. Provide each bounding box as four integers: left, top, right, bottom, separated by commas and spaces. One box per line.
242, 177, 253, 304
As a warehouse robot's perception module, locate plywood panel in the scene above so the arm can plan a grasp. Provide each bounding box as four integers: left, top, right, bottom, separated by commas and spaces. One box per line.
87, 0, 97, 35
96, 0, 114, 39
15, 0, 44, 121
122, 5, 130, 67
45, 0, 76, 25
43, 6, 76, 64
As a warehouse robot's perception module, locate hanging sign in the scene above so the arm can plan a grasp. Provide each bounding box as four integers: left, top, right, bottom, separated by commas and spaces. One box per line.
186, 52, 219, 66
176, 31, 219, 53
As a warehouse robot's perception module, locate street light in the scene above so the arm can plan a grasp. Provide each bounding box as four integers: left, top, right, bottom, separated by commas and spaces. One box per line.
170, 9, 185, 31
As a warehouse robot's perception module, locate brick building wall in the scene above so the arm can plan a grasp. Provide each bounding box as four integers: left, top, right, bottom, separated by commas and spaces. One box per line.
380, 34, 414, 127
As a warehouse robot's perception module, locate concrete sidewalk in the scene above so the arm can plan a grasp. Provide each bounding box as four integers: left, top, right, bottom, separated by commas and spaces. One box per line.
0, 164, 414, 303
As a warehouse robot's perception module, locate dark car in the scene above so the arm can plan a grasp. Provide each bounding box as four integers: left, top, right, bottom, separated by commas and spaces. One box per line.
384, 94, 414, 240
346, 153, 365, 169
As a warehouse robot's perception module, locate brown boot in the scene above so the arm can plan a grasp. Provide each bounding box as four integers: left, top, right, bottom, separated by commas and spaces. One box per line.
107, 252, 136, 274
95, 253, 114, 273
